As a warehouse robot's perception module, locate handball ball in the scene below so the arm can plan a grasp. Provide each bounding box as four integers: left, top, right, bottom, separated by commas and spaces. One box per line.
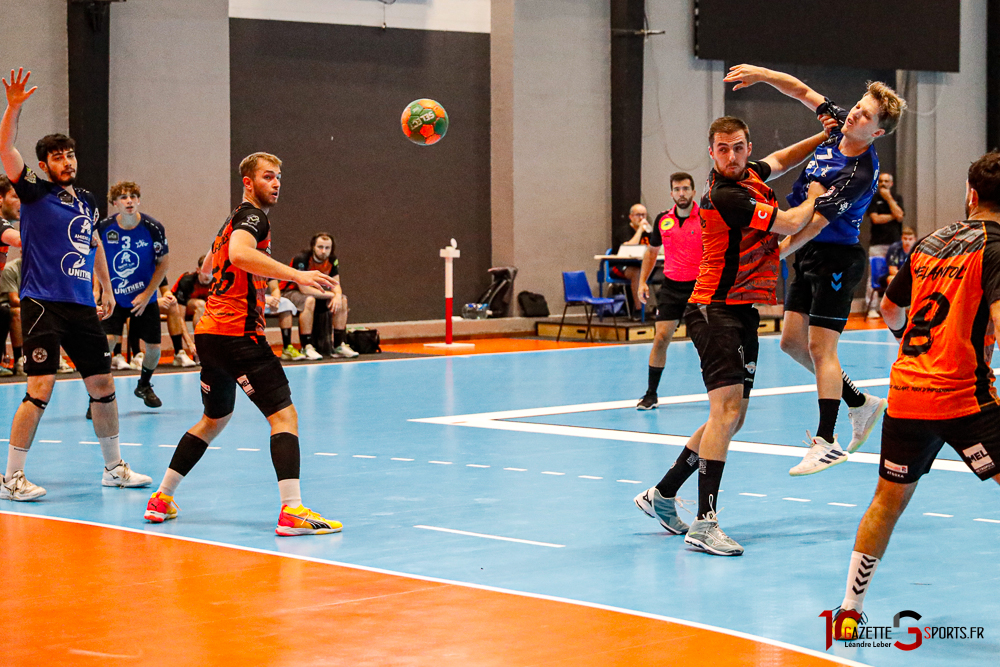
401, 99, 448, 145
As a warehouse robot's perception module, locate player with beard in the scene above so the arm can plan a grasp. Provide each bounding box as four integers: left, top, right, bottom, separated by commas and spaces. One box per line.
0, 68, 150, 500
144, 152, 342, 535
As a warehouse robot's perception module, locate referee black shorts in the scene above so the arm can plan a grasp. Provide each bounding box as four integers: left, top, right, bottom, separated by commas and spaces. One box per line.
784, 241, 866, 333
655, 278, 696, 322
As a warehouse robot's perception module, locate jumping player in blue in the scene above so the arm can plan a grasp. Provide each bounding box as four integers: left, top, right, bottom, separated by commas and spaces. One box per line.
0, 67, 151, 501
725, 64, 907, 475
96, 181, 170, 412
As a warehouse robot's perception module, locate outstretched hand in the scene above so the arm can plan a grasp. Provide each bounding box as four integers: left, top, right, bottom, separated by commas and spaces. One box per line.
3, 68, 37, 108
723, 64, 769, 91
296, 269, 337, 293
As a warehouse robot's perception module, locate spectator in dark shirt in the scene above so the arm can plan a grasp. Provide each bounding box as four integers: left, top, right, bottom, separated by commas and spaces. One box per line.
609, 203, 653, 317
885, 226, 916, 278
865, 172, 904, 317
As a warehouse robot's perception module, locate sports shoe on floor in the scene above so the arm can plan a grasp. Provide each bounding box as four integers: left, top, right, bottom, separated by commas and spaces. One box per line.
102, 461, 152, 488
634, 487, 688, 534
332, 343, 360, 359
134, 383, 162, 408
847, 394, 888, 453
1, 470, 47, 501
302, 343, 323, 360
56, 356, 74, 374
789, 434, 848, 476
172, 350, 198, 367
129, 352, 145, 370
830, 607, 867, 641
684, 511, 744, 556
275, 504, 343, 536
144, 491, 179, 523
281, 344, 306, 361
110, 353, 131, 370
13, 357, 24, 375
636, 392, 658, 410
85, 404, 92, 420
0, 365, 12, 377
866, 309, 880, 319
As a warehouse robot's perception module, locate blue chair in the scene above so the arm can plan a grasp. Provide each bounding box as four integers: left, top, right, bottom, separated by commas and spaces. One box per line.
596, 248, 650, 321
557, 271, 620, 342
870, 256, 888, 290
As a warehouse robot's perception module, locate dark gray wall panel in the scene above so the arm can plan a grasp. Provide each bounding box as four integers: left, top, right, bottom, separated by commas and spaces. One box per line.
230, 19, 491, 323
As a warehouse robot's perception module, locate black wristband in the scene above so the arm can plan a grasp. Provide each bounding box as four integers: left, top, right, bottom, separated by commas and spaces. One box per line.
888, 324, 906, 339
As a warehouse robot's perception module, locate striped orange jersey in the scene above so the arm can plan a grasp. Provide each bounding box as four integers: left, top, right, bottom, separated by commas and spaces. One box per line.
196, 202, 272, 337
690, 161, 780, 305
885, 220, 1000, 419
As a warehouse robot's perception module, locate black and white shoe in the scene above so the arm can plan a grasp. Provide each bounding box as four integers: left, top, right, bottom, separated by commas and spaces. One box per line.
134, 383, 162, 408
636, 393, 658, 410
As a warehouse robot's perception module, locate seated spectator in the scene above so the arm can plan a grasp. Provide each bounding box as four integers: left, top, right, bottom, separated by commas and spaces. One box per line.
264, 279, 305, 361
0, 175, 21, 376
609, 203, 653, 318
166, 256, 214, 366
886, 226, 917, 278
0, 257, 22, 376
279, 233, 358, 359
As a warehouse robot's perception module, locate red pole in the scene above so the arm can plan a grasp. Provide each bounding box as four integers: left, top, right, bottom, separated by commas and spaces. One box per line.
445, 296, 453, 344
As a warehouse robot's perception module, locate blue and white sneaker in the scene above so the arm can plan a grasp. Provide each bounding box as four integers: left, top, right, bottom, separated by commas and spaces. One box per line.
634, 487, 689, 534
789, 434, 848, 476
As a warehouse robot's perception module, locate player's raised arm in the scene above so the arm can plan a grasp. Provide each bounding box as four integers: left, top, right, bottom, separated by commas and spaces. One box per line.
761, 130, 829, 181
0, 68, 38, 181
724, 64, 825, 111
228, 229, 337, 292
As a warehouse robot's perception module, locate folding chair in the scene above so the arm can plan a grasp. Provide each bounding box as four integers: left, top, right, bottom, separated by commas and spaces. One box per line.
557, 271, 620, 342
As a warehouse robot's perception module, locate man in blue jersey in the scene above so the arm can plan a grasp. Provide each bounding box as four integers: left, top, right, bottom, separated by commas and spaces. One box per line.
725, 65, 907, 474
96, 181, 170, 410
0, 67, 151, 500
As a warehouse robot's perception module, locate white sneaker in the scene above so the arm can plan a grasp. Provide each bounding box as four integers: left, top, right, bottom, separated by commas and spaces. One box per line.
102, 461, 152, 488
866, 310, 880, 319
129, 352, 145, 370
302, 343, 323, 361
332, 343, 360, 359
848, 394, 888, 453
111, 354, 131, 370
1, 470, 47, 501
56, 356, 74, 374
789, 434, 848, 476
172, 350, 198, 367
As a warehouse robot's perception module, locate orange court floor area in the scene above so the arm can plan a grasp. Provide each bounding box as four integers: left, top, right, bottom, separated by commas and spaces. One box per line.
1, 513, 850, 667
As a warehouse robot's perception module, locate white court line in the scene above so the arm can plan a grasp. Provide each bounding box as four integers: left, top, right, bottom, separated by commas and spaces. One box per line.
0, 511, 874, 667
207, 446, 220, 450
467, 464, 490, 468
391, 457, 414, 461
541, 471, 564, 476
237, 448, 260, 452
120, 443, 142, 447
315, 452, 338, 457
740, 493, 766, 497
429, 461, 452, 465
80, 441, 99, 445
783, 497, 811, 503
353, 455, 376, 459
579, 475, 602, 480
924, 512, 953, 518
974, 518, 1000, 523
617, 479, 642, 484
829, 502, 857, 507
39, 440, 61, 443
504, 467, 526, 471
159, 444, 176, 448
414, 525, 564, 548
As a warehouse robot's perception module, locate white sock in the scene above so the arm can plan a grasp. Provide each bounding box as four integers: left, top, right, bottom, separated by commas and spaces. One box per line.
5, 445, 30, 481
99, 435, 122, 469
157, 469, 184, 497
841, 551, 880, 613
278, 478, 302, 508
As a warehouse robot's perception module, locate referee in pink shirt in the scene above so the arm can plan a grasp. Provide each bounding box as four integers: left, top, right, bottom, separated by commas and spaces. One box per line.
636, 172, 704, 410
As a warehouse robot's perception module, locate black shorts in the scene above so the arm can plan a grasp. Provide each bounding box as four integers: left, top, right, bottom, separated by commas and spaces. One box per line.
21, 298, 111, 378
880, 404, 1000, 484
683, 303, 760, 398
195, 333, 292, 419
101, 299, 162, 344
784, 242, 867, 333
655, 278, 696, 322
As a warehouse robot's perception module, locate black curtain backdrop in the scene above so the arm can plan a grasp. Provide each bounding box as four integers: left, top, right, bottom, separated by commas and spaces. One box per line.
230, 19, 491, 323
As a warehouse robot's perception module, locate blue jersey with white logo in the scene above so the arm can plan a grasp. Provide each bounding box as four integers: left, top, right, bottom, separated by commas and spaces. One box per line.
786, 99, 879, 245
10, 165, 100, 306
97, 214, 169, 308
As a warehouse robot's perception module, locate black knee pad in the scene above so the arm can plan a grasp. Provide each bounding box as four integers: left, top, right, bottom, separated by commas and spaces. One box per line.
22, 394, 48, 410
89, 392, 116, 404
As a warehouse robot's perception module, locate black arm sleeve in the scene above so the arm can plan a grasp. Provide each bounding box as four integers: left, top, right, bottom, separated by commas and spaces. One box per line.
231, 207, 270, 243
884, 255, 913, 307
815, 98, 849, 126
981, 239, 1000, 307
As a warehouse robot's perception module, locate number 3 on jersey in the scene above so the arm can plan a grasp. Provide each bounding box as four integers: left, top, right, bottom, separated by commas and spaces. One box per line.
902, 292, 951, 356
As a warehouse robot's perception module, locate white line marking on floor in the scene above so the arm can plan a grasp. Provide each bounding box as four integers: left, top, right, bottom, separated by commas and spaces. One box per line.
828, 502, 857, 507
353, 455, 376, 459
429, 461, 452, 465
414, 525, 564, 548
617, 479, 642, 484
158, 444, 176, 448
740, 493, 766, 497
80, 441, 99, 445
237, 448, 260, 452
467, 464, 490, 468
391, 457, 414, 461
0, 438, 7, 441
923, 512, 953, 518
783, 497, 811, 502
315, 452, 338, 456
39, 440, 61, 443
579, 475, 602, 480
974, 518, 1000, 523
120, 443, 142, 447
541, 471, 565, 476
207, 446, 220, 450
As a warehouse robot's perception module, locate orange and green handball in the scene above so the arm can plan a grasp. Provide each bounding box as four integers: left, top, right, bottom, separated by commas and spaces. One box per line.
401, 99, 449, 145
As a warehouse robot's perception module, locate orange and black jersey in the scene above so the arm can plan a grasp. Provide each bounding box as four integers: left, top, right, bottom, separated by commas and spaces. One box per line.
691, 161, 780, 305
197, 202, 272, 337
885, 220, 1000, 420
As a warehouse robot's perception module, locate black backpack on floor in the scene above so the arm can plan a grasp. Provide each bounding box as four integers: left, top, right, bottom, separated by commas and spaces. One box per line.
346, 329, 381, 354
475, 266, 518, 318
518, 291, 549, 317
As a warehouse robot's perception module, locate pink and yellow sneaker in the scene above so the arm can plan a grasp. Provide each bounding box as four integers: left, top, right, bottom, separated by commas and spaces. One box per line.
144, 491, 179, 523
276, 504, 342, 536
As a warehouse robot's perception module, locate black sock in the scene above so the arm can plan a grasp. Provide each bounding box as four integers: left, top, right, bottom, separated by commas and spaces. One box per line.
171, 334, 183, 353
113, 343, 122, 356
841, 371, 865, 408
139, 366, 154, 387
647, 365, 664, 396
816, 398, 840, 442
655, 447, 700, 498
12, 346, 21, 361
270, 432, 301, 481
697, 459, 726, 519
334, 328, 346, 347
168, 432, 209, 476
281, 328, 292, 348
300, 333, 312, 348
